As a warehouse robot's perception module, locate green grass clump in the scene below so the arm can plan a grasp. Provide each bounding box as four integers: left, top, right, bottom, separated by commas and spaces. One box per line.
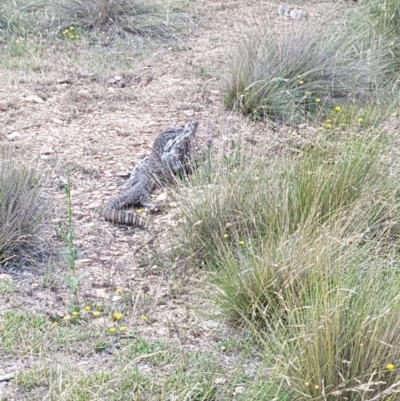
224, 5, 396, 124
52, 0, 184, 37
0, 0, 47, 37
175, 133, 400, 400
0, 147, 49, 265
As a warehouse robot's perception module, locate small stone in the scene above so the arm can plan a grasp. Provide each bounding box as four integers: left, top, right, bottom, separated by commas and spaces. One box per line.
31, 283, 39, 289
7, 132, 20, 141
215, 378, 227, 385
184, 110, 195, 117
114, 76, 122, 81
155, 192, 168, 201
40, 145, 54, 155
112, 295, 122, 302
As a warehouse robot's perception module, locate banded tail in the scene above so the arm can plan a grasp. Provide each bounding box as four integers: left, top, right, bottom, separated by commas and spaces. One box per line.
103, 200, 151, 228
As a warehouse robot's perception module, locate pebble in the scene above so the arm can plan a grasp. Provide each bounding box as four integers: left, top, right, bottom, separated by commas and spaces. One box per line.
7, 132, 20, 141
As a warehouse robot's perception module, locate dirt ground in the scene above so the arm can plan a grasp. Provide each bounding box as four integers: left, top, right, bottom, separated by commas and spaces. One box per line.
0, 0, 324, 387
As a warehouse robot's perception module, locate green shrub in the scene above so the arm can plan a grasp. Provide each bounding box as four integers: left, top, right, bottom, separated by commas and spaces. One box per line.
0, 147, 49, 264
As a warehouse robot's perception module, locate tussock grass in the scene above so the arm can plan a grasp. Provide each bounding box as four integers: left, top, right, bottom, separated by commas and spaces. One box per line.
52, 0, 184, 37
0, 147, 49, 265
175, 133, 400, 399
225, 4, 397, 124
0, 0, 47, 37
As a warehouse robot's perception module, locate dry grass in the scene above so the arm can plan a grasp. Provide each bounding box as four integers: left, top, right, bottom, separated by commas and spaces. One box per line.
52, 0, 186, 37
0, 147, 50, 265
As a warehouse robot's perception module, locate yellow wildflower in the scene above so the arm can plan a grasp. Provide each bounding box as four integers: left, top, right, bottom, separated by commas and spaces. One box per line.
69, 35, 75, 39
92, 311, 100, 317
326, 119, 332, 123
326, 124, 332, 129
84, 306, 91, 311
113, 312, 123, 321
120, 326, 127, 331
116, 288, 123, 294
386, 363, 395, 371
305, 91, 310, 95
315, 98, 321, 103
358, 118, 364, 123
223, 233, 229, 238
70, 26, 74, 30
109, 327, 116, 333
297, 75, 302, 79
239, 241, 245, 245
318, 127, 323, 132
305, 382, 310, 387
314, 385, 319, 390
52, 322, 58, 327
141, 315, 147, 321
64, 315, 71, 321
298, 80, 304, 85
72, 311, 79, 316
291, 131, 297, 136
136, 209, 143, 214
360, 343, 364, 347
15, 40, 20, 43
334, 106, 341, 112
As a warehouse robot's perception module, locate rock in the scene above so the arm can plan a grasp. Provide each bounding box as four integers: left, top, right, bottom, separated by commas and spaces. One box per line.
40, 145, 54, 155
7, 132, 20, 141
155, 192, 168, 201
184, 110, 195, 117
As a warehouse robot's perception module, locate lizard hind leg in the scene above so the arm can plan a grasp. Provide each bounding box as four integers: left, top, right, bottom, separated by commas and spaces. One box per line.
138, 191, 161, 213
